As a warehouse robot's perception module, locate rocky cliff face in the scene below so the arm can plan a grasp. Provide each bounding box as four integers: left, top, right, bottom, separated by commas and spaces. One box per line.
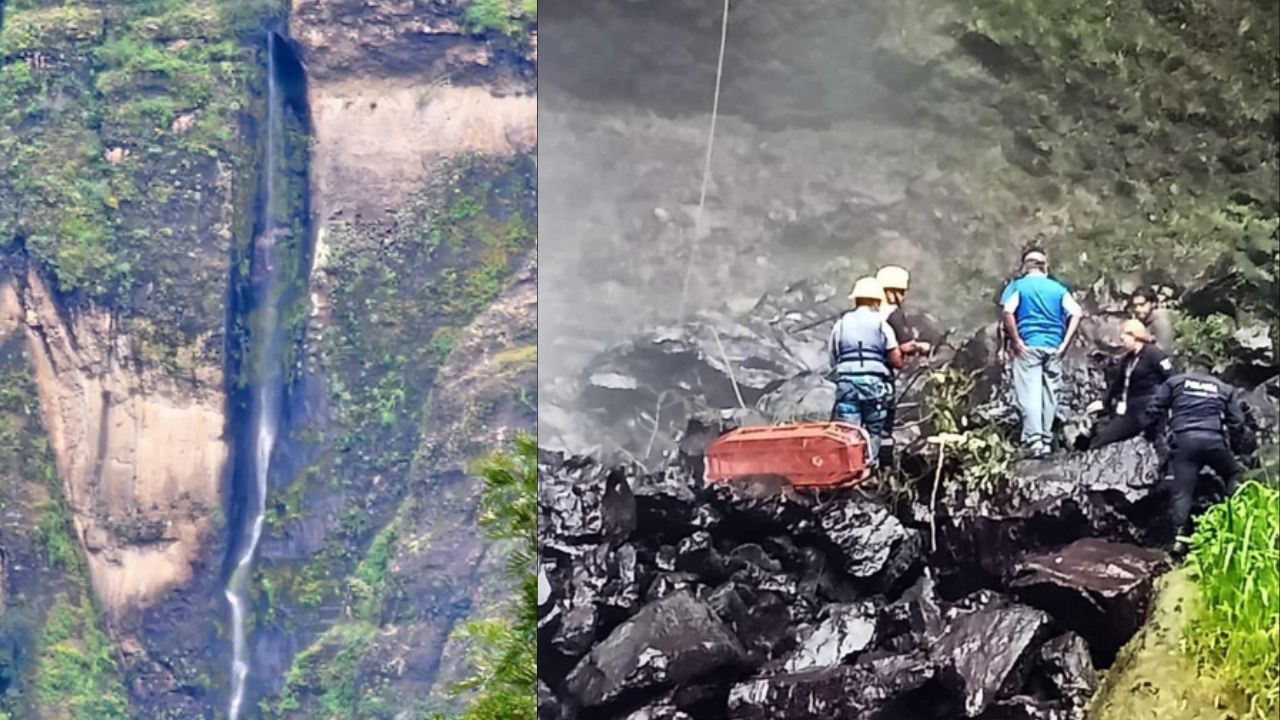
0, 0, 536, 716
245, 1, 537, 716
0, 1, 253, 715
539, 0, 1278, 386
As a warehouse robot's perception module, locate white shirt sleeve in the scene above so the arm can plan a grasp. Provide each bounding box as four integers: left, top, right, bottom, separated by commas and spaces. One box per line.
1002, 291, 1020, 314
881, 320, 899, 350
1062, 292, 1082, 317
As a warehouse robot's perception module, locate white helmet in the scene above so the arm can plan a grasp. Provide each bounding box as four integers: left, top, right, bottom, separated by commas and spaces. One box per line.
848, 276, 885, 303
876, 265, 910, 291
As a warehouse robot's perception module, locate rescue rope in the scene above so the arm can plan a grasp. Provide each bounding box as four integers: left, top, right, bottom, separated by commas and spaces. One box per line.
677, 0, 730, 322
711, 326, 748, 410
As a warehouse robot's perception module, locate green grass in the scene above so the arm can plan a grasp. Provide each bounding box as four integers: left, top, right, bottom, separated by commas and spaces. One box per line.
1185, 480, 1280, 720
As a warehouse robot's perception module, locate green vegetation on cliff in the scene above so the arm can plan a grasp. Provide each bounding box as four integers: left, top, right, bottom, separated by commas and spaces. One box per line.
442, 434, 537, 720
0, 338, 128, 719
960, 0, 1278, 317
258, 154, 536, 718
464, 0, 537, 38
0, 0, 275, 378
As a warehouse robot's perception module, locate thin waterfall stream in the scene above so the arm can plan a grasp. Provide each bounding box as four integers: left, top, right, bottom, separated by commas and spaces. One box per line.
227, 30, 290, 720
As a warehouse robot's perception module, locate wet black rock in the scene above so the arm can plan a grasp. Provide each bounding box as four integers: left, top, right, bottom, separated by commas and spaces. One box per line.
706, 480, 818, 536
727, 652, 938, 720
644, 572, 702, 603
674, 531, 728, 582
539, 681, 563, 720
929, 599, 1051, 717
536, 436, 1168, 719
1009, 538, 1168, 665
976, 696, 1068, 720
566, 590, 748, 710
618, 705, 692, 720
707, 581, 800, 665
630, 468, 704, 539
934, 438, 1163, 586
779, 601, 878, 672
1034, 633, 1097, 719
815, 500, 923, 592
539, 455, 638, 551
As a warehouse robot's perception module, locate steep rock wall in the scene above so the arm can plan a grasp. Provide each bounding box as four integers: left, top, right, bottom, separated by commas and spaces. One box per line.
19, 269, 225, 621
539, 0, 1278, 385
249, 2, 538, 715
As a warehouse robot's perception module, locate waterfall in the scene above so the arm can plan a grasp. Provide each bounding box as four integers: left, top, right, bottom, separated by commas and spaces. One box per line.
226, 30, 288, 720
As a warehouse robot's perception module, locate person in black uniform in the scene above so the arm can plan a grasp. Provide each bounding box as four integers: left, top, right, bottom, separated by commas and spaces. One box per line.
1142, 370, 1247, 545
1089, 319, 1174, 449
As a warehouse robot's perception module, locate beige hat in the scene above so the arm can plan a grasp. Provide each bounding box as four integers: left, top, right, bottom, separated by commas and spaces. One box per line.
849, 277, 886, 303
876, 265, 910, 290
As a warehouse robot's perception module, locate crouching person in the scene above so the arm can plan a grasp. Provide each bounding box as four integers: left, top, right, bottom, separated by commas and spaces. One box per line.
1142, 370, 1247, 547
828, 276, 904, 467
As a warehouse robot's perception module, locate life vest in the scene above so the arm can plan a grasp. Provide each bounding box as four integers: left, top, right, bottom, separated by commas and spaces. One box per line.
831, 309, 891, 378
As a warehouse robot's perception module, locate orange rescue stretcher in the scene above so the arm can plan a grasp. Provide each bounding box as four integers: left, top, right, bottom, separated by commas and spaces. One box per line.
704, 422, 875, 490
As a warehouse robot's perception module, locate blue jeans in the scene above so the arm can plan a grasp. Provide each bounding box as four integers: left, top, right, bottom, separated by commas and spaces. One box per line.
832, 375, 892, 463
1013, 347, 1062, 450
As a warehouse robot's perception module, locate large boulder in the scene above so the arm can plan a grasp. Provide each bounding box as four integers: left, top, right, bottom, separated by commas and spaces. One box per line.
1009, 538, 1169, 665
929, 599, 1053, 717
934, 438, 1163, 585
539, 454, 638, 551
1033, 633, 1097, 720
756, 372, 835, 423
727, 652, 939, 720
779, 601, 878, 673
814, 499, 923, 593
566, 591, 748, 710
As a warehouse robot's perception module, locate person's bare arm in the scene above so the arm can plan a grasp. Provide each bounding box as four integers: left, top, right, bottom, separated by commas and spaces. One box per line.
1003, 311, 1026, 358
1058, 313, 1082, 355
887, 346, 904, 371
1057, 292, 1083, 355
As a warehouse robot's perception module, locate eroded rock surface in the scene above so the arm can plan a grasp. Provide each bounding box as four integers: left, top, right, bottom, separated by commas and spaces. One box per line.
17, 271, 225, 622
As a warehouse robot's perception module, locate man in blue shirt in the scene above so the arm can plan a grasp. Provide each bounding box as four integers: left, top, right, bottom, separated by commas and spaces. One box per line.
1000, 249, 1083, 458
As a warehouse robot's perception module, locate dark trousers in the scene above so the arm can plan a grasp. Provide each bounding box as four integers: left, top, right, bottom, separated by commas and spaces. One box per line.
880, 383, 896, 466
1088, 396, 1153, 450
1157, 431, 1243, 544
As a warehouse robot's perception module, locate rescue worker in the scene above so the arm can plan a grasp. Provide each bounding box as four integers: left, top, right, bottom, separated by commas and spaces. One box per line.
828, 276, 904, 465
1088, 319, 1174, 449
875, 265, 931, 465
1000, 248, 1083, 458
1142, 370, 1247, 546
1131, 287, 1177, 352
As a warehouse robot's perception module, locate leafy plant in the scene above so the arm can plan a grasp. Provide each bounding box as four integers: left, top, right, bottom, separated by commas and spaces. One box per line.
925, 368, 1016, 498
437, 435, 537, 720
1184, 480, 1280, 720
1174, 313, 1237, 373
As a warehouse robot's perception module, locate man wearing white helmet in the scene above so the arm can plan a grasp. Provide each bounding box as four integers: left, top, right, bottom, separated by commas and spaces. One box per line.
875, 265, 932, 465
828, 277, 905, 466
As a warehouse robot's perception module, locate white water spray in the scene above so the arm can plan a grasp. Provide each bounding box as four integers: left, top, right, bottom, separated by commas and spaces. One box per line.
226, 31, 286, 720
